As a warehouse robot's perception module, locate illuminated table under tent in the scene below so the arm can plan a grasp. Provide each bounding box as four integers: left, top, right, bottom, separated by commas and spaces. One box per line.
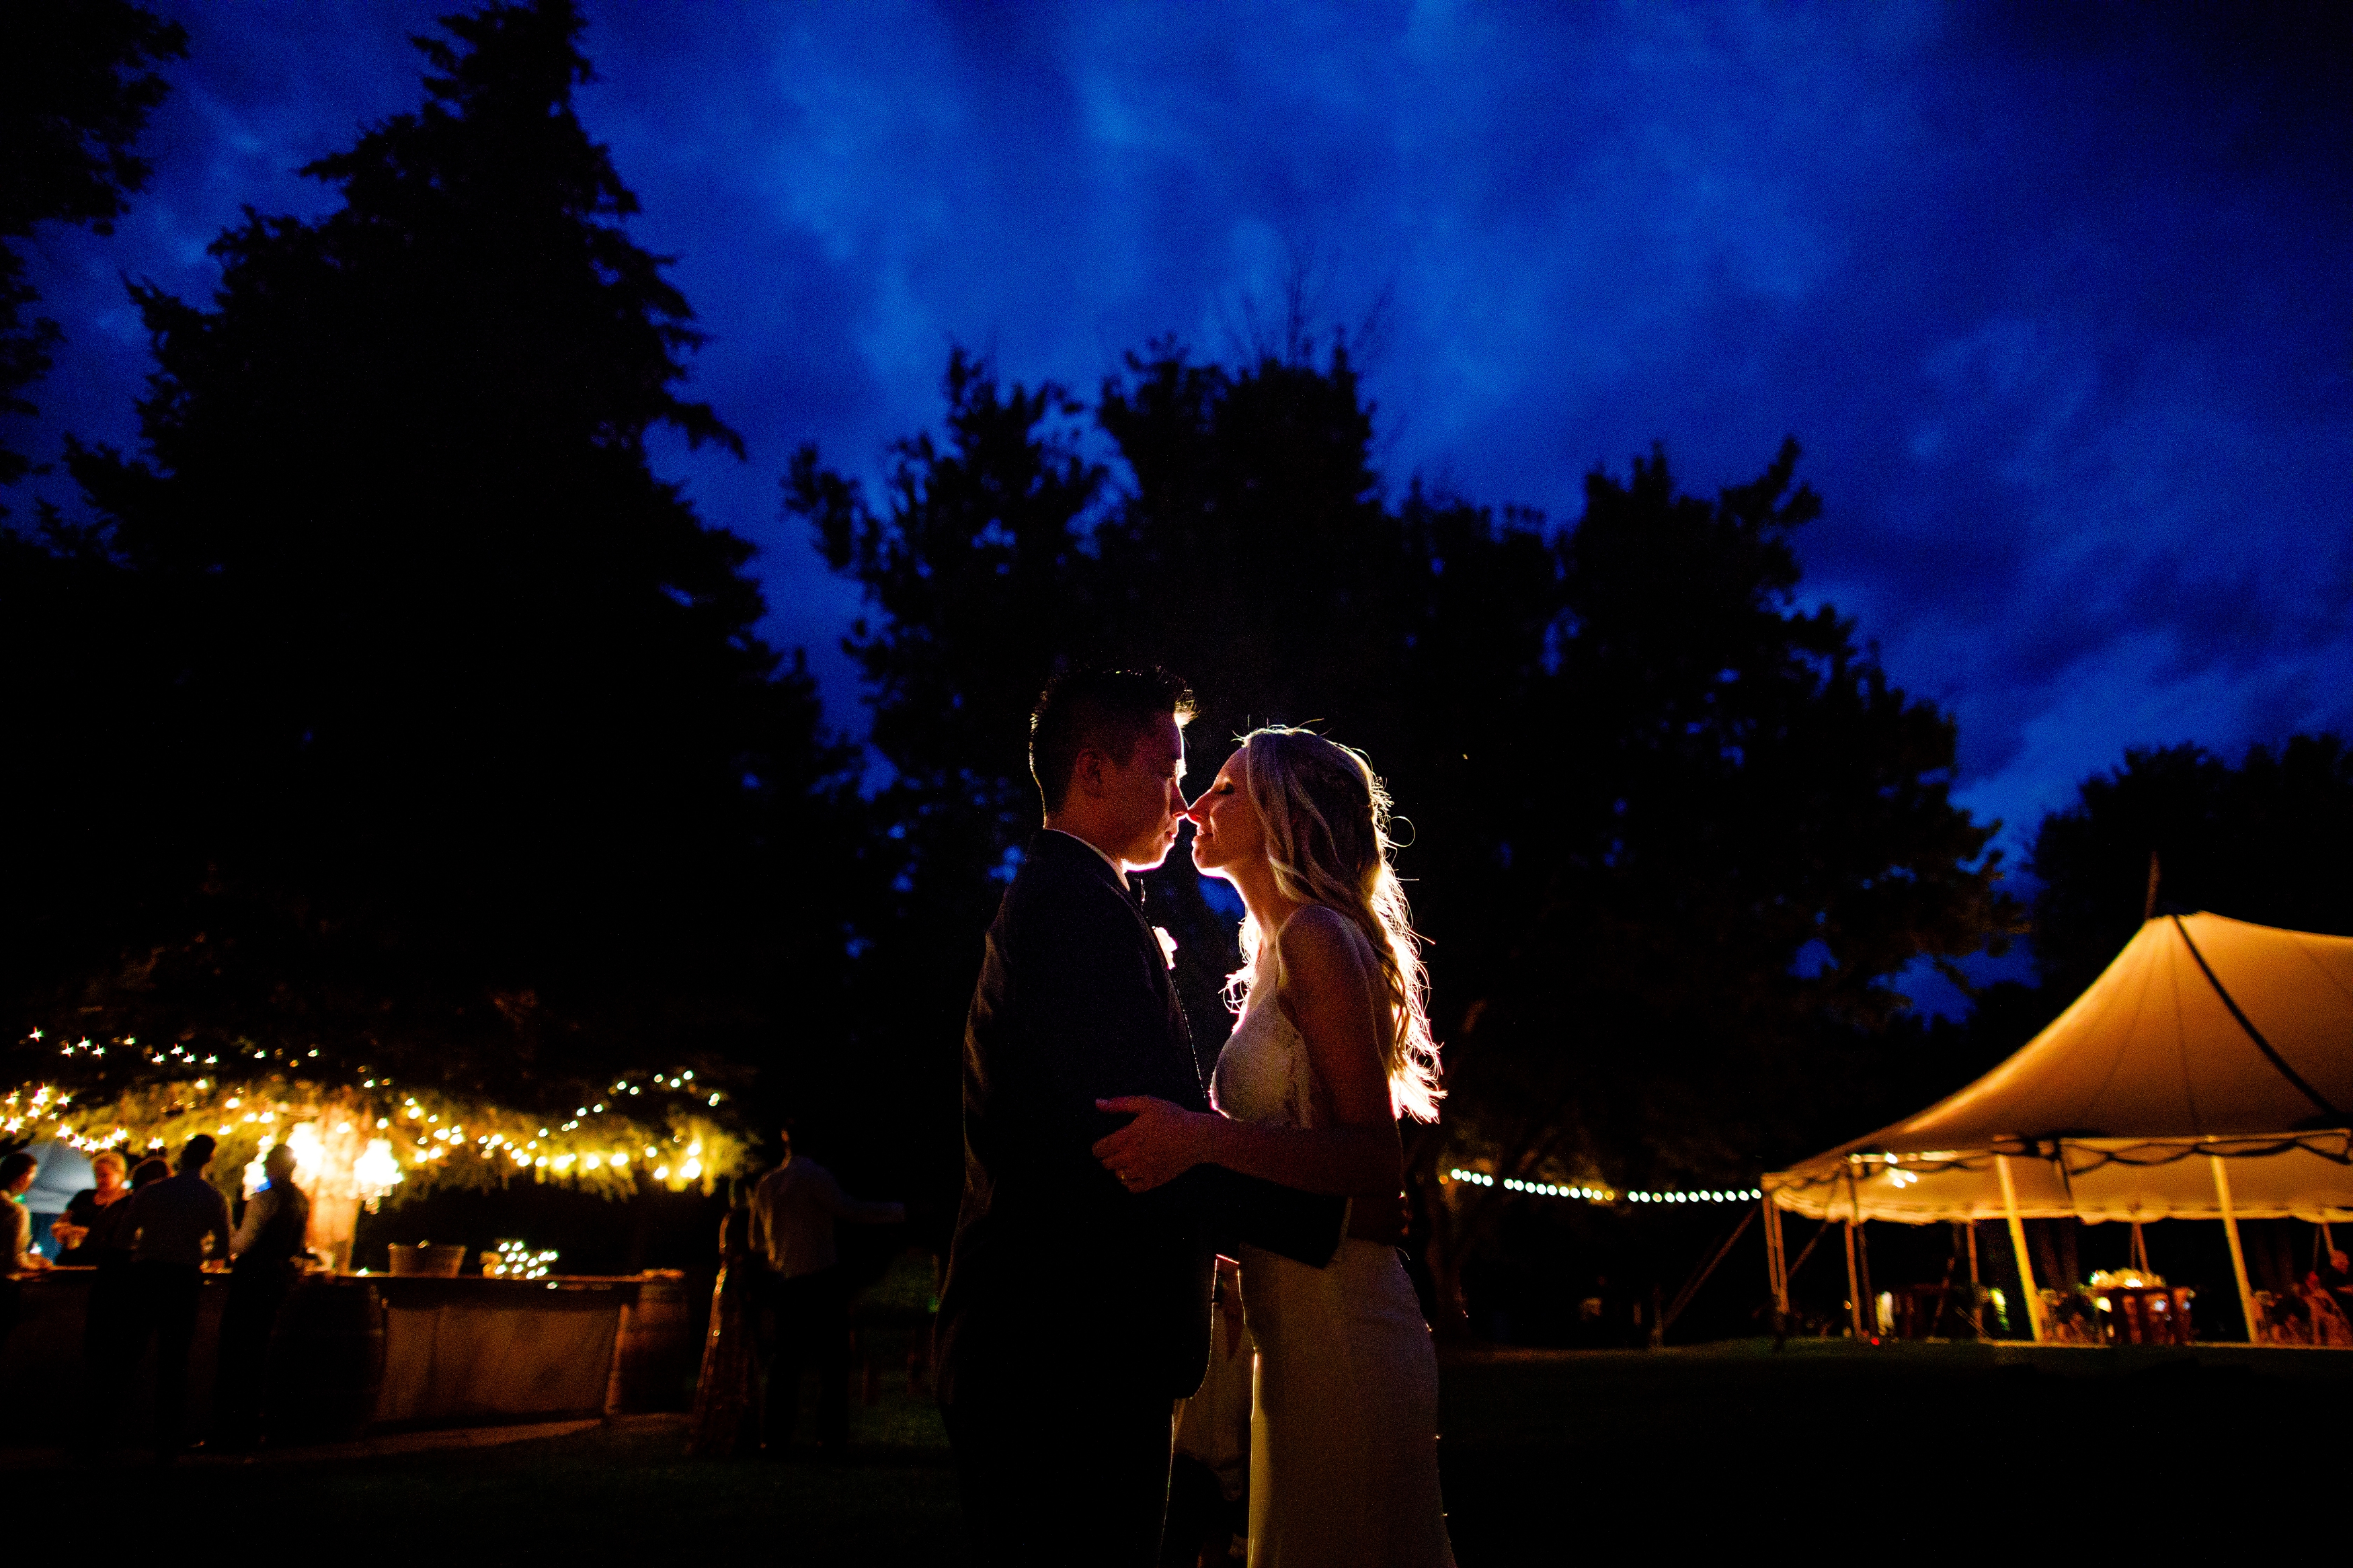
1761, 913, 2353, 1344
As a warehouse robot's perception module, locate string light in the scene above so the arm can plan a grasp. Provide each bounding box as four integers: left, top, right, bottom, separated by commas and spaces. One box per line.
481, 1239, 560, 1280
1446, 1167, 1763, 1204
6, 1073, 744, 1200
1627, 1188, 1761, 1204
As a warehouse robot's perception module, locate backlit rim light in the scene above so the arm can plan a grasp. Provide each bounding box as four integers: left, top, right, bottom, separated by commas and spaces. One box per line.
1446, 1169, 1763, 1204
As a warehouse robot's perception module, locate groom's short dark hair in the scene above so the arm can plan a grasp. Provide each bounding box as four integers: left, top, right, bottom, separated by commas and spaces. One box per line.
1031, 666, 1195, 813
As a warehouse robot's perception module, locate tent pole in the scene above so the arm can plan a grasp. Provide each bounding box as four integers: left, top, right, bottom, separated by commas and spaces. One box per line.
1995, 1155, 2046, 1343
1856, 1223, 1875, 1334
2209, 1155, 2260, 1345
1842, 1166, 1865, 1338
1763, 1196, 1788, 1319
1843, 1219, 1863, 1338
1964, 1221, 1982, 1336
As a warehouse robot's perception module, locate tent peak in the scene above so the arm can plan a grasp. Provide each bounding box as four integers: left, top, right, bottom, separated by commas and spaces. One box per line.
2167, 913, 2342, 1123
1780, 912, 2353, 1167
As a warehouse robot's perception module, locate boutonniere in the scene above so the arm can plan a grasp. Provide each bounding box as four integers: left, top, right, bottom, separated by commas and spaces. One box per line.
1152, 925, 1179, 969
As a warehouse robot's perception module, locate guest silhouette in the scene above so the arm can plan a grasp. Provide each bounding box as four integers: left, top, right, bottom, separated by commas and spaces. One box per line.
214, 1143, 311, 1449
686, 1183, 762, 1459
85, 1156, 170, 1436
48, 1149, 130, 1265
126, 1135, 233, 1458
746, 1126, 904, 1454
2, 1150, 53, 1354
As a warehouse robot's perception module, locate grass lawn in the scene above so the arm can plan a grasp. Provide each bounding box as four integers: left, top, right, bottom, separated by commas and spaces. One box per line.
16, 1339, 2350, 1560
1441, 1339, 2353, 1561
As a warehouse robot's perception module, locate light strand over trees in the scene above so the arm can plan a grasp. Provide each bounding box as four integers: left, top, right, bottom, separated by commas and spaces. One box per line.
7, 1029, 750, 1268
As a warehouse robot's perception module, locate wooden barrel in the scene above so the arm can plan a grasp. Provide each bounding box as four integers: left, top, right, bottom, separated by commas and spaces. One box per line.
267, 1277, 386, 1442
611, 1274, 699, 1412
387, 1242, 467, 1277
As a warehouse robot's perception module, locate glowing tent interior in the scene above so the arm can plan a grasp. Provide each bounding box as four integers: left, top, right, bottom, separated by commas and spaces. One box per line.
1761, 913, 2353, 1343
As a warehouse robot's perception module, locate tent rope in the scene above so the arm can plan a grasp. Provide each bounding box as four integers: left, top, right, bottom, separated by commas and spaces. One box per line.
1661, 1204, 1755, 1335
1782, 1215, 1835, 1284
2171, 915, 2342, 1123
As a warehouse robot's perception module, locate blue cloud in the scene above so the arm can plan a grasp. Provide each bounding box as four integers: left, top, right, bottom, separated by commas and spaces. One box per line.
6, 0, 2346, 862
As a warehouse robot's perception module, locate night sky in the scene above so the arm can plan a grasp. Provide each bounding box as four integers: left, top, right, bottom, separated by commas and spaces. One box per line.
9, 1, 2350, 877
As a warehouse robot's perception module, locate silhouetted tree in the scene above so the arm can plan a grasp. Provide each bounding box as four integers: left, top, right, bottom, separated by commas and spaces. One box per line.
11, 1, 852, 1134
0, 5, 185, 999
1414, 446, 2022, 1322
2029, 734, 2353, 1000
0, 1, 191, 1069
789, 351, 1111, 1189
0, 0, 185, 497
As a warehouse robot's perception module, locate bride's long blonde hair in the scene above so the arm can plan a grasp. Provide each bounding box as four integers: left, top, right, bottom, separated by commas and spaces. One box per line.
1228, 727, 1442, 1122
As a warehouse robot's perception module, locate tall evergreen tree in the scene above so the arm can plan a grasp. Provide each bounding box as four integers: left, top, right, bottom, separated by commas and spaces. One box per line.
22, 1, 849, 1120
0, 0, 185, 497
0, 4, 187, 1014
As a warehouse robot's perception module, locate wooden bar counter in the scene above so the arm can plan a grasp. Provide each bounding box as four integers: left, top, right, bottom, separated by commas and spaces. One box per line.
0, 1268, 699, 1443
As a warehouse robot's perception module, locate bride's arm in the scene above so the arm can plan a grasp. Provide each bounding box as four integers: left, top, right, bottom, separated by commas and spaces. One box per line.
1094, 907, 1401, 1196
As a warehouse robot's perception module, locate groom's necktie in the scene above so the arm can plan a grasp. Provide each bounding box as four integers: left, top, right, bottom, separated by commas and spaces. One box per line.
1133, 879, 1203, 1093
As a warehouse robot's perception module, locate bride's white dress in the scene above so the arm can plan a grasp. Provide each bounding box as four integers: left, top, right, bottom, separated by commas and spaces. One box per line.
1211, 923, 1455, 1568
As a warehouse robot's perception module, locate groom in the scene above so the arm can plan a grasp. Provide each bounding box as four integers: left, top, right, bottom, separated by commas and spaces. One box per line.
936, 666, 1346, 1565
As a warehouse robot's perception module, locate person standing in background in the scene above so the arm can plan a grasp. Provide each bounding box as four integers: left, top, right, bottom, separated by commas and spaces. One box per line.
746, 1125, 905, 1454
20, 1141, 91, 1260
2, 1150, 54, 1353
84, 1156, 171, 1436
48, 1149, 130, 1265
214, 1142, 311, 1449
126, 1135, 233, 1459
686, 1180, 762, 1459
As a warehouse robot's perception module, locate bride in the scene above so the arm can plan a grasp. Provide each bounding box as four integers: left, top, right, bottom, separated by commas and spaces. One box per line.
1093, 727, 1454, 1567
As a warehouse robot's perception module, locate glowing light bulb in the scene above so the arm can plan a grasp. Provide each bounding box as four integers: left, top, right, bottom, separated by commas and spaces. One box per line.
354, 1139, 402, 1200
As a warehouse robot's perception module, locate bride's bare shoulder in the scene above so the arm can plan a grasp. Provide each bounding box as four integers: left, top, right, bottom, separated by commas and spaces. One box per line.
1275, 904, 1375, 982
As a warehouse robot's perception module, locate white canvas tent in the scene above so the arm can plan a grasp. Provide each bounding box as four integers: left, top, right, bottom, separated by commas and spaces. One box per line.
1761, 913, 2353, 1342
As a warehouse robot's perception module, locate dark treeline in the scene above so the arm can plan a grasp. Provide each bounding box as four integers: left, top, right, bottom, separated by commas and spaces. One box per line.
9, 1, 2350, 1331
2028, 736, 2353, 997
0, 0, 186, 496
3, 3, 860, 1143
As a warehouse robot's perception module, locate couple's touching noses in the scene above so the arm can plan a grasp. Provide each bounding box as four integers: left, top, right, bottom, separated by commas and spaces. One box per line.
936, 666, 1453, 1567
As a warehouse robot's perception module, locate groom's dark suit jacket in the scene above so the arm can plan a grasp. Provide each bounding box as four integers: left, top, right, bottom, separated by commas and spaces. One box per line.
935, 831, 1345, 1408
